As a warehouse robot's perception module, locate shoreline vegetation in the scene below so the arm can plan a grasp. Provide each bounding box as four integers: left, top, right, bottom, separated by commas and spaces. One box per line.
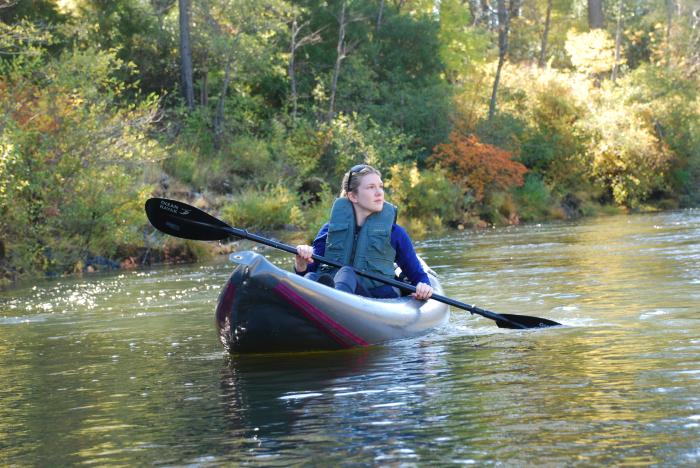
1, 1, 698, 288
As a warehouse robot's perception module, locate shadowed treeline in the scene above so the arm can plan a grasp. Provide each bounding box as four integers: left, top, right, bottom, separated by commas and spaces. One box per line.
1, 0, 698, 282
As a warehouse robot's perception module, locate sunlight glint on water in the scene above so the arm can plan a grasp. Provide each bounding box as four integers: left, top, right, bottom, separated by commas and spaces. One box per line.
1, 210, 699, 465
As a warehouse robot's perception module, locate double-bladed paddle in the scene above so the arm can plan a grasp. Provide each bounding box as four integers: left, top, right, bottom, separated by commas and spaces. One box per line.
145, 197, 562, 330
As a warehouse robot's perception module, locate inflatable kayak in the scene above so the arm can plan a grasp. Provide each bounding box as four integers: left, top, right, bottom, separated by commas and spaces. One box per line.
215, 251, 450, 353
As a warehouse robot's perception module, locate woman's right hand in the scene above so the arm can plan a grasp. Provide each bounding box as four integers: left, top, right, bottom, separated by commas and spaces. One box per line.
295, 245, 314, 272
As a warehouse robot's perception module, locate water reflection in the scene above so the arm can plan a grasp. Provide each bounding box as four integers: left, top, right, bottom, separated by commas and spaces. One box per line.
1, 210, 700, 465
216, 343, 450, 464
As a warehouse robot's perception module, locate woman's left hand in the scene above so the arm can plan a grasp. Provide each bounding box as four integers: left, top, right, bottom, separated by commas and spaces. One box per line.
413, 282, 433, 301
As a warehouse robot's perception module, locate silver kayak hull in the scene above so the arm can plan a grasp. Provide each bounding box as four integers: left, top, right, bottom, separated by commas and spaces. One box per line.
216, 251, 449, 353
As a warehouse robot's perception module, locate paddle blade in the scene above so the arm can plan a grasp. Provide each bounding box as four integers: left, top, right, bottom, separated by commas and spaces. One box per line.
145, 198, 234, 241
495, 313, 562, 329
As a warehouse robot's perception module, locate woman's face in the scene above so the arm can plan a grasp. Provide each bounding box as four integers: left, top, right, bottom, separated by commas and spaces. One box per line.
348, 172, 384, 215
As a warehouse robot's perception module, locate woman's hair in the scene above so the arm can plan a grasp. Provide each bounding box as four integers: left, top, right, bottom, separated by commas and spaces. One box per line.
339, 164, 381, 197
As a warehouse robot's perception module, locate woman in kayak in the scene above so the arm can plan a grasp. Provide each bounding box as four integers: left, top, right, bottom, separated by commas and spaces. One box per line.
294, 164, 433, 301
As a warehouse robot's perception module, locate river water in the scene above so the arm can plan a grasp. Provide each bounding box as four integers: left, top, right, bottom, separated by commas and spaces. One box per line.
1, 210, 699, 465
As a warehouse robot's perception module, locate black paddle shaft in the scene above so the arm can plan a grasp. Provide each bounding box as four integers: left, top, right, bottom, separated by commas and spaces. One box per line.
145, 198, 561, 329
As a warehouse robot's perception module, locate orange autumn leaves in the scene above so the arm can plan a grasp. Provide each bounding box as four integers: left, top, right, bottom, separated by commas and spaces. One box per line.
429, 132, 527, 202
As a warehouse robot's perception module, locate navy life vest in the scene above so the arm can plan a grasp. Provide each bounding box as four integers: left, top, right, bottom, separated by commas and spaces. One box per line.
321, 197, 397, 290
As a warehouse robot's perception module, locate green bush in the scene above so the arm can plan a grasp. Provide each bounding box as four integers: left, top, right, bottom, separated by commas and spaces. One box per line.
580, 81, 672, 208
482, 67, 592, 194
317, 113, 417, 188
205, 136, 281, 192
166, 133, 287, 194
298, 189, 336, 243
163, 147, 199, 186
386, 163, 461, 233
221, 185, 303, 232
0, 47, 163, 276
278, 118, 326, 183
176, 106, 216, 156
514, 173, 553, 222
623, 65, 700, 206
475, 112, 526, 152
480, 191, 519, 226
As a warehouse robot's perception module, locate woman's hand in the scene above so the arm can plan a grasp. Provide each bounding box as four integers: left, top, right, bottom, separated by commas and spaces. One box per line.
413, 282, 433, 301
295, 245, 314, 273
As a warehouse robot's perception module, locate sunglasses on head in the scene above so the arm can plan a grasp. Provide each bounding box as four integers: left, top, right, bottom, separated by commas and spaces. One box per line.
346, 164, 369, 192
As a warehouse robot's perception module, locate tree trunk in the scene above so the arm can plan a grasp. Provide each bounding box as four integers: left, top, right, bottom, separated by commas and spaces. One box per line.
289, 19, 300, 120
481, 0, 497, 28
611, 0, 623, 82
328, 1, 347, 122
489, 53, 506, 121
200, 68, 208, 107
665, 0, 675, 68
689, 8, 700, 73
377, 0, 385, 32
489, 0, 511, 120
538, 0, 552, 67
214, 56, 233, 150
468, 0, 481, 26
588, 0, 604, 29
288, 19, 322, 121
178, 0, 195, 110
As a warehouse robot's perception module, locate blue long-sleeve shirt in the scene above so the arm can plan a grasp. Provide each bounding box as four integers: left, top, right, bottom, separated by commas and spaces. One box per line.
296, 223, 430, 295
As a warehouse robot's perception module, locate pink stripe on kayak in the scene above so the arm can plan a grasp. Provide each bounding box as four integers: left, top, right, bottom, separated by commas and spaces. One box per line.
273, 282, 369, 348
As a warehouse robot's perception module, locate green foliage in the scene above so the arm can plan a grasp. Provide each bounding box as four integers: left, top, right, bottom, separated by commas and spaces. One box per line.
192, 0, 292, 99
366, 80, 452, 155
582, 87, 671, 208
621, 65, 700, 206
69, 0, 179, 94
0, 46, 163, 275
437, 0, 491, 83
475, 113, 526, 152
293, 1, 452, 157
2, 0, 699, 282
299, 188, 336, 241
386, 163, 461, 233
220, 136, 281, 186
0, 19, 55, 62
514, 173, 554, 222
169, 134, 288, 193
565, 29, 617, 76
221, 185, 303, 232
480, 191, 520, 226
472, 67, 593, 196
522, 75, 590, 191
163, 146, 199, 187
166, 106, 295, 192
282, 119, 327, 182
318, 113, 416, 188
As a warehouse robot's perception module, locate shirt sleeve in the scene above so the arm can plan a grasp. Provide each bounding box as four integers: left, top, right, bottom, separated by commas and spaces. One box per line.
391, 225, 430, 286
294, 223, 328, 276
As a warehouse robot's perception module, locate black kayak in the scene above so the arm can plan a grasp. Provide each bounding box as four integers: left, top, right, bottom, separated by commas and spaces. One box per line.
215, 251, 450, 353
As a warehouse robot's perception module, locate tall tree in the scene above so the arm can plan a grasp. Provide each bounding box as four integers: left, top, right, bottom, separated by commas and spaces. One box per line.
489, 0, 517, 120
611, 0, 623, 82
377, 0, 385, 31
192, 0, 290, 147
538, 0, 553, 67
289, 17, 323, 120
179, 0, 195, 110
328, 1, 359, 121
588, 0, 604, 29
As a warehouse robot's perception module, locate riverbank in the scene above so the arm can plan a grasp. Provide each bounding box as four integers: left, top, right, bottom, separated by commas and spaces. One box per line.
0, 184, 638, 291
